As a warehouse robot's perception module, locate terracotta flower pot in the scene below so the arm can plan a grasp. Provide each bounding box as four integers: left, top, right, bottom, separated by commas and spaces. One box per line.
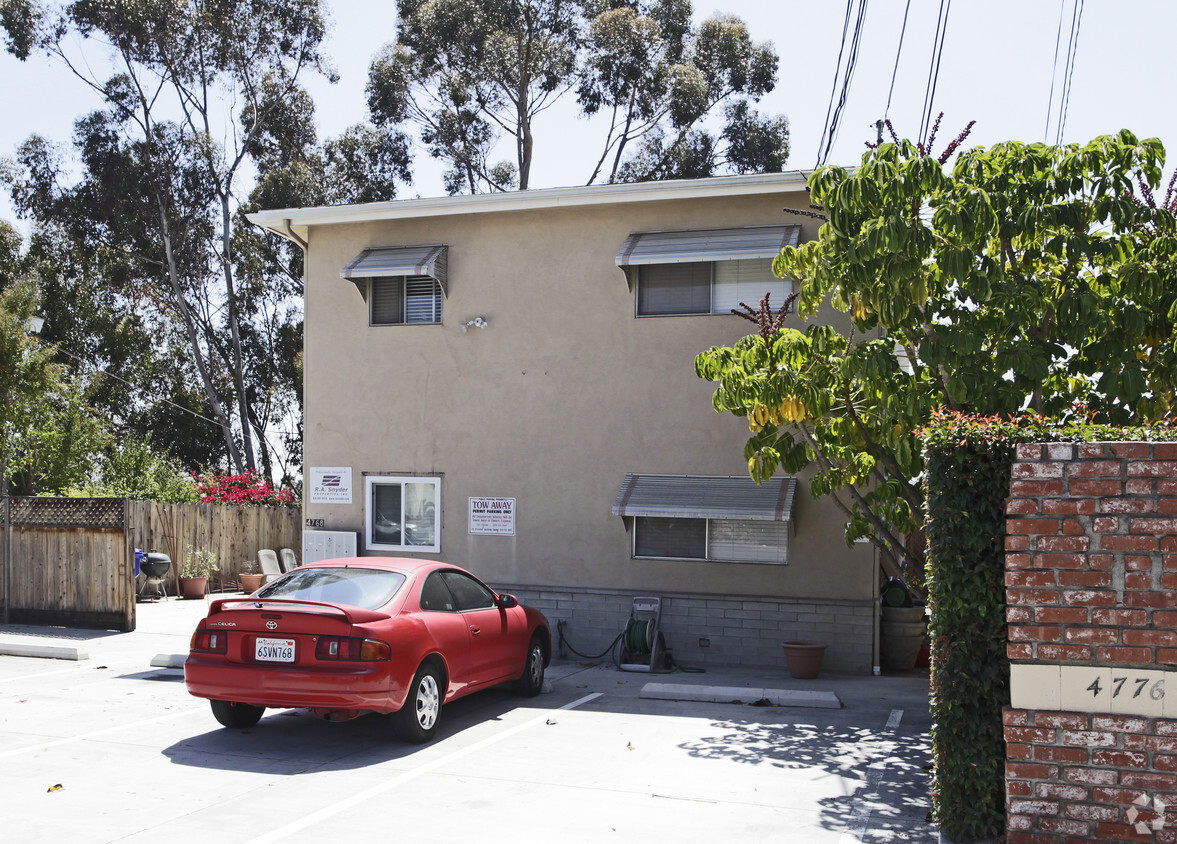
781, 641, 827, 679
182, 576, 208, 599
239, 573, 264, 593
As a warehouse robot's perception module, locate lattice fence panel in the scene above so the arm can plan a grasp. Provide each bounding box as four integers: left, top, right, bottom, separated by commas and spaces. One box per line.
10, 497, 124, 529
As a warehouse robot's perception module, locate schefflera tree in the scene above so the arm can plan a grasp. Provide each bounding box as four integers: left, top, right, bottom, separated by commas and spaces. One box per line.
696, 124, 1177, 583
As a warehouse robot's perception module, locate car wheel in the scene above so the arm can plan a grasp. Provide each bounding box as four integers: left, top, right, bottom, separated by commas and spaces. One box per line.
210, 699, 265, 729
513, 633, 546, 697
394, 662, 443, 743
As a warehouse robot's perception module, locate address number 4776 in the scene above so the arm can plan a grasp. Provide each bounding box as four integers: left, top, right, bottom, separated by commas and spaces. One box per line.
1087, 675, 1165, 701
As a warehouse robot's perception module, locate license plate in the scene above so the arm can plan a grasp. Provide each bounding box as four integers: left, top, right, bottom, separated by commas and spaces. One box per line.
255, 637, 296, 663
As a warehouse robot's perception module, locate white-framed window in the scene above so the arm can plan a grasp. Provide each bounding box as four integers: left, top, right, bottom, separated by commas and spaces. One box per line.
632, 516, 789, 564
370, 275, 443, 325
636, 258, 790, 317
365, 476, 441, 553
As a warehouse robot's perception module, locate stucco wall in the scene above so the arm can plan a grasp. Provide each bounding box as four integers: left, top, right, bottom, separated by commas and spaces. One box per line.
298, 180, 876, 669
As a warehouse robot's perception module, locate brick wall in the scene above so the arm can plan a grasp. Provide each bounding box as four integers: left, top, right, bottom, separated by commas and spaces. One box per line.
495, 583, 874, 673
1005, 442, 1177, 842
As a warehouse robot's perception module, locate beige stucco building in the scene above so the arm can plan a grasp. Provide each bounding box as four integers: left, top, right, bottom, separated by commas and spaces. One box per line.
250, 172, 879, 673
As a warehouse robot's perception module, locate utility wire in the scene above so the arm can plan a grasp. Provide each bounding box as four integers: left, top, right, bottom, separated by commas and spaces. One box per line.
1044, 0, 1067, 141
816, 0, 870, 167
918, 0, 953, 147
816, 0, 855, 167
1055, 0, 1084, 146
884, 0, 912, 120
828, 0, 869, 159
51, 344, 225, 430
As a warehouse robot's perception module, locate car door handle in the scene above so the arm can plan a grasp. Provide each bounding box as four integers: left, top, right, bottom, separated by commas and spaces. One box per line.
469, 627, 481, 635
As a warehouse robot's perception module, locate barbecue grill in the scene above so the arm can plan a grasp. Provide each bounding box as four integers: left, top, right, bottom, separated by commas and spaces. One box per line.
138, 551, 172, 601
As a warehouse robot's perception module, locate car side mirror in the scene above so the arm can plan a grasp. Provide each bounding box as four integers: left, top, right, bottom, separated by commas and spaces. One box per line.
497, 594, 518, 609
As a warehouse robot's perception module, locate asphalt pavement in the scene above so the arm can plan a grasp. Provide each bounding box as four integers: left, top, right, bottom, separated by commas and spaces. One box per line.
0, 595, 937, 843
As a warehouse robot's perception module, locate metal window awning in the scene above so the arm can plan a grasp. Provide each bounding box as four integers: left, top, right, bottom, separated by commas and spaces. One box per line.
615, 225, 800, 289
340, 245, 449, 297
612, 474, 796, 522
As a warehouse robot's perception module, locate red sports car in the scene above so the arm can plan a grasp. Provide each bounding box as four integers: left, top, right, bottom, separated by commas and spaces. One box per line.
184, 557, 551, 742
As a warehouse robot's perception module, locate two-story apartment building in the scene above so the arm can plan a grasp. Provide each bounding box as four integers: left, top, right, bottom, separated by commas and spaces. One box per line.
249, 172, 878, 673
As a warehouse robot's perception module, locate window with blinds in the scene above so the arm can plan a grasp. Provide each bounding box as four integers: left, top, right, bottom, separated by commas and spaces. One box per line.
632, 515, 789, 564
712, 258, 787, 314
635, 258, 788, 316
370, 276, 443, 325
637, 263, 711, 315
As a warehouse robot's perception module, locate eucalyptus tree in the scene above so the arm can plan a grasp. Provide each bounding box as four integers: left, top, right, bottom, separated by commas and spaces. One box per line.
581, 6, 786, 183
366, 0, 788, 192
0, 0, 333, 475
232, 74, 413, 485
696, 128, 1177, 580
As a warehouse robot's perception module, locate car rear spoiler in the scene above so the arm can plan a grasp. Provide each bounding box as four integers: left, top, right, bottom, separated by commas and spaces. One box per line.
208, 598, 391, 625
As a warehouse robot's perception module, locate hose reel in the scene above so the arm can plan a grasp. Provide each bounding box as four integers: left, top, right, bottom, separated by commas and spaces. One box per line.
618, 596, 668, 672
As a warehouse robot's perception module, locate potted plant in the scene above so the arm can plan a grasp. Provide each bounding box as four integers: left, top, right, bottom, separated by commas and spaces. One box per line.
781, 641, 827, 679
181, 546, 218, 599
239, 559, 264, 593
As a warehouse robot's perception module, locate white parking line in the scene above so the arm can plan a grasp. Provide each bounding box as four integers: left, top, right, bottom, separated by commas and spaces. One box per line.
245, 692, 605, 844
0, 705, 207, 759
838, 708, 904, 843
0, 664, 91, 683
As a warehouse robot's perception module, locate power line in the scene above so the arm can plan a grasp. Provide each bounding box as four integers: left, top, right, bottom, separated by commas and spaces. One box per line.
51, 344, 225, 431
885, 0, 913, 120
1055, 0, 1085, 146
1044, 0, 1067, 141
816, 0, 871, 167
918, 0, 953, 148
816, 0, 856, 167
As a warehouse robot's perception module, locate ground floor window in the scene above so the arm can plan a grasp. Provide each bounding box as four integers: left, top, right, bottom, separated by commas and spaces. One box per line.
366, 475, 440, 553
633, 516, 789, 564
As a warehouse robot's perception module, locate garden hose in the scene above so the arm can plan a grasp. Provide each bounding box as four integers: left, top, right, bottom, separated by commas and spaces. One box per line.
557, 619, 704, 674
624, 619, 652, 654
556, 619, 625, 660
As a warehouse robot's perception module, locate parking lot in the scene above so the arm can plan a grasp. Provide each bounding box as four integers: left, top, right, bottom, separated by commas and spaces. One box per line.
0, 599, 936, 843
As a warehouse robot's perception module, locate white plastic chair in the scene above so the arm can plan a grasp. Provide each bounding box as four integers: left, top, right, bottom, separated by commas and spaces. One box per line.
280, 547, 299, 572
257, 549, 283, 583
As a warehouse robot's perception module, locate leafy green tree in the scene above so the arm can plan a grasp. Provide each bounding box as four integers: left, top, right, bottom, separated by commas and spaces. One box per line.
366, 0, 787, 192
0, 278, 107, 496
0, 0, 332, 477
81, 435, 198, 503
695, 127, 1177, 580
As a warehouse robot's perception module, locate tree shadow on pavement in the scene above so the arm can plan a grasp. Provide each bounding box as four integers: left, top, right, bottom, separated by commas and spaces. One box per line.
678, 715, 936, 842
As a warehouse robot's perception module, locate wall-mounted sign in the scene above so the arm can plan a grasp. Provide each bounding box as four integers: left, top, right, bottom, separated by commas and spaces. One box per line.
469, 497, 515, 535
308, 467, 353, 504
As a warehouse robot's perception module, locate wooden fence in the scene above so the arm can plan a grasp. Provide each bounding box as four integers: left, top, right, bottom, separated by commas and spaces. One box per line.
1, 498, 301, 631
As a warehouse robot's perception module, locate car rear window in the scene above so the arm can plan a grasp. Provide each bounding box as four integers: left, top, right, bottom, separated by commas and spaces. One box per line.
255, 567, 406, 610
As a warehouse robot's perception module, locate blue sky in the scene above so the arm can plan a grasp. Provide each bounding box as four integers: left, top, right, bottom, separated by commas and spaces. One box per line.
2, 0, 1176, 218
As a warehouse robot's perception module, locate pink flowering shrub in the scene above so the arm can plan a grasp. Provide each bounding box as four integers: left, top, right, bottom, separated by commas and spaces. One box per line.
193, 470, 297, 507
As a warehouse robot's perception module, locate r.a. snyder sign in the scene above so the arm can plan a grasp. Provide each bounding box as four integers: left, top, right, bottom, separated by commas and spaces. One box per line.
308, 467, 352, 504
468, 497, 515, 535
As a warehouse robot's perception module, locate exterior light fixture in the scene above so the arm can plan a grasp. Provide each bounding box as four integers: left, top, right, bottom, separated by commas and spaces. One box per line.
460, 317, 488, 332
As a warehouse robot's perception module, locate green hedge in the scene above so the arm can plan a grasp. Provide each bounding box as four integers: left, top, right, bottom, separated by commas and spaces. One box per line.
923, 432, 1014, 841
920, 412, 1177, 842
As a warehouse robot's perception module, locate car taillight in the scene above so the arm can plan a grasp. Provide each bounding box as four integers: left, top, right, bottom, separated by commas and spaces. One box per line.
190, 629, 229, 654
315, 637, 390, 661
